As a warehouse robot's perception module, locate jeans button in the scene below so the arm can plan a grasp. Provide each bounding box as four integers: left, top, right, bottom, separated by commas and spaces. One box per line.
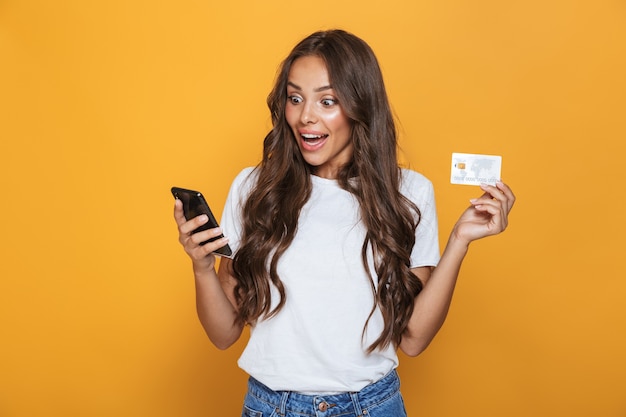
318, 401, 328, 412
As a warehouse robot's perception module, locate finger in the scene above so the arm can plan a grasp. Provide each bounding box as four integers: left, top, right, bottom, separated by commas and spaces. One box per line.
189, 227, 225, 246
472, 197, 508, 229
190, 236, 230, 261
178, 213, 209, 236
470, 198, 500, 215
481, 181, 515, 208
471, 191, 495, 205
470, 193, 507, 217
469, 189, 502, 209
202, 236, 230, 255
495, 181, 516, 212
471, 204, 507, 234
479, 182, 516, 215
479, 183, 506, 202
173, 199, 187, 224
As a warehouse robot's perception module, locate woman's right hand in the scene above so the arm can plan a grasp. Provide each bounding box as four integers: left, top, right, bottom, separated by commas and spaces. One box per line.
173, 199, 230, 273
173, 199, 242, 349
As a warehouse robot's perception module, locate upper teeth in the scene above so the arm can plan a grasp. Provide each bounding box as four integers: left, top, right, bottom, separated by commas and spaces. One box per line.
302, 134, 323, 139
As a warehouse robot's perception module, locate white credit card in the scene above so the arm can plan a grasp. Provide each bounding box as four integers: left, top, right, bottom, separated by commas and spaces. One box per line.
451, 153, 502, 186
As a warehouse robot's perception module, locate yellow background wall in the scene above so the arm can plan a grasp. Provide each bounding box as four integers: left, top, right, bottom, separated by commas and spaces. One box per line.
1, 0, 625, 416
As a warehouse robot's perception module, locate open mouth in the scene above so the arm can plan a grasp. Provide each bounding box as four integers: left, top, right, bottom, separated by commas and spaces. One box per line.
301, 133, 329, 146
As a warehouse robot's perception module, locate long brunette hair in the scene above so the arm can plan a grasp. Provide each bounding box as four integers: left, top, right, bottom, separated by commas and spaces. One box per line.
232, 29, 423, 351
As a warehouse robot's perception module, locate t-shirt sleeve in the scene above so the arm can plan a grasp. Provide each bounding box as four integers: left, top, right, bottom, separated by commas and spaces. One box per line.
401, 170, 441, 268
220, 167, 256, 254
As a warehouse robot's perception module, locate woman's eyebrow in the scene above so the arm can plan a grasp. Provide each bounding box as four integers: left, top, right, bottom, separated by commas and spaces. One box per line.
287, 81, 333, 92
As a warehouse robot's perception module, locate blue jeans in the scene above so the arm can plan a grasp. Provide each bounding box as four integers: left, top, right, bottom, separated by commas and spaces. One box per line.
241, 370, 407, 417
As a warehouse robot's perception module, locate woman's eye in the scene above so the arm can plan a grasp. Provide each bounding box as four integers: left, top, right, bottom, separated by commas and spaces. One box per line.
321, 98, 337, 106
288, 95, 302, 104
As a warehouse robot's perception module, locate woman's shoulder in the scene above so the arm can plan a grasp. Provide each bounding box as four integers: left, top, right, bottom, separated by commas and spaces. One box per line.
399, 167, 433, 190
399, 168, 435, 206
231, 166, 259, 187
223, 167, 259, 205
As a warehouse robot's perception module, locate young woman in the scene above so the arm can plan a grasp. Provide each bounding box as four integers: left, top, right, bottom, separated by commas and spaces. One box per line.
174, 29, 515, 417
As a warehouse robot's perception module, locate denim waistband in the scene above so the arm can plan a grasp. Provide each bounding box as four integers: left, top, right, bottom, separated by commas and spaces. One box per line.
246, 370, 401, 416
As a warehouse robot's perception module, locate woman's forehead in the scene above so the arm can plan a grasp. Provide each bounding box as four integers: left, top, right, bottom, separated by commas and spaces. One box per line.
287, 56, 332, 92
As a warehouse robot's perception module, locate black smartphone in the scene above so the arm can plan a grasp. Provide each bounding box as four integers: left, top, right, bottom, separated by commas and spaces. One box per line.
171, 186, 233, 258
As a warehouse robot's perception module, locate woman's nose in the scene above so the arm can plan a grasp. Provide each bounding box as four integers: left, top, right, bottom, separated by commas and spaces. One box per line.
300, 102, 317, 124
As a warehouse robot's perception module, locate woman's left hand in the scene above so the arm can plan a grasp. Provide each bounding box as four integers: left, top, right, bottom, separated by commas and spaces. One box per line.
452, 181, 516, 245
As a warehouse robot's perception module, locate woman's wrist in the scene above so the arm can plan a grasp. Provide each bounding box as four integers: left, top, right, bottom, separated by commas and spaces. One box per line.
446, 231, 471, 255
192, 260, 217, 279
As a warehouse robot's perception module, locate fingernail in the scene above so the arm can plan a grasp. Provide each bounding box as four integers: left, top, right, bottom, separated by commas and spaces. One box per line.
199, 215, 208, 223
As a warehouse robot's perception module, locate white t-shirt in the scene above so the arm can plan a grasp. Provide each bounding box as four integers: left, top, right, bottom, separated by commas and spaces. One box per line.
220, 167, 440, 393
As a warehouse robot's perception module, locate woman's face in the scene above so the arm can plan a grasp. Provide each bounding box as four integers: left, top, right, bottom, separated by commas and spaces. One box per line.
285, 55, 353, 179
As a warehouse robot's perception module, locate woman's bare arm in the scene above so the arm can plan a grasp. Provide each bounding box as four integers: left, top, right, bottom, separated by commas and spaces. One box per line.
400, 181, 515, 356
174, 199, 243, 349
